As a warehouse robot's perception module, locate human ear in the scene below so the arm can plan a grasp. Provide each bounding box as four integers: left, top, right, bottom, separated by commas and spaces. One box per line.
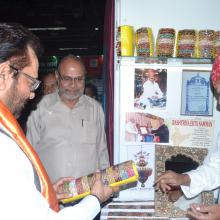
0, 62, 11, 90
55, 70, 59, 80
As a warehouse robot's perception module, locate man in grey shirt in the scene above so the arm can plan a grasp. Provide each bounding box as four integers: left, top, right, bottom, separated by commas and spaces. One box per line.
26, 55, 109, 183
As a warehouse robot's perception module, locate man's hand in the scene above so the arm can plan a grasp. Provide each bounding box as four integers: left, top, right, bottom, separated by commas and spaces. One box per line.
154, 170, 190, 193
53, 177, 74, 200
91, 172, 119, 203
167, 189, 183, 202
187, 204, 220, 220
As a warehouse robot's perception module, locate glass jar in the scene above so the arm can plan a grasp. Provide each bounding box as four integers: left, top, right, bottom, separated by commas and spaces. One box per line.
156, 28, 175, 57
135, 27, 154, 57
214, 31, 220, 57
198, 29, 215, 58
176, 29, 196, 58
116, 25, 135, 56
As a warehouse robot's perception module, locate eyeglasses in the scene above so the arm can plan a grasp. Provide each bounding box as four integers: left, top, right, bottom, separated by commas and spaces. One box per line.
57, 70, 85, 85
9, 65, 41, 92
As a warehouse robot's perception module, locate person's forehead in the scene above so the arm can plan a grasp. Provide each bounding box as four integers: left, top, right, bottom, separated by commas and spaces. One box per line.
60, 59, 84, 76
44, 73, 56, 81
22, 46, 39, 78
148, 70, 155, 75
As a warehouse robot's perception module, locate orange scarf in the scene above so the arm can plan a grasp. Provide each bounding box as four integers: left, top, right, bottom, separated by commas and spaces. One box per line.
0, 101, 59, 212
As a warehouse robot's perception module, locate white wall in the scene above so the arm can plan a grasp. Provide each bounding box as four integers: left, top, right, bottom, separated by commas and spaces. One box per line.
116, 0, 220, 37
115, 0, 220, 149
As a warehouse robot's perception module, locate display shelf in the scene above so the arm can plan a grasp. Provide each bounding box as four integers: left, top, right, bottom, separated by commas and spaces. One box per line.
117, 56, 213, 70
113, 54, 215, 218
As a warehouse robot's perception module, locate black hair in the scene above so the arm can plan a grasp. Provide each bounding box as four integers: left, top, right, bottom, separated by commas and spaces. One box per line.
42, 70, 56, 80
0, 22, 43, 70
84, 83, 98, 99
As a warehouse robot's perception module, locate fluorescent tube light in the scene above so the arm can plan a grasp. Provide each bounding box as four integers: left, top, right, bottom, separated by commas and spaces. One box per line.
29, 27, 67, 31
59, 47, 88, 50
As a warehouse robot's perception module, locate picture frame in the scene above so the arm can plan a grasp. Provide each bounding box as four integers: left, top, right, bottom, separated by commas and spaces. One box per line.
117, 144, 155, 201
181, 69, 213, 116
125, 112, 170, 143
155, 145, 214, 218
134, 68, 167, 110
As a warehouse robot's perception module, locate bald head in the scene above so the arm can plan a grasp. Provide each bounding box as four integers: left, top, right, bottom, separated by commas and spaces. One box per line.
148, 69, 156, 77
58, 55, 86, 75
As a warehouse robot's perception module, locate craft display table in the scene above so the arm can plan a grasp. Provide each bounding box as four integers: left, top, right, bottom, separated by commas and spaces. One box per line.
100, 201, 189, 220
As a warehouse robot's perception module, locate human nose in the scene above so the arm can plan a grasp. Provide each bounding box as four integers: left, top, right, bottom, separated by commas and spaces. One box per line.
46, 87, 54, 94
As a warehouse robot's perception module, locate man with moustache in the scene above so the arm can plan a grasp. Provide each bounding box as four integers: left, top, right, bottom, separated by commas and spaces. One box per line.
42, 70, 57, 95
26, 55, 109, 183
0, 23, 114, 220
138, 69, 164, 108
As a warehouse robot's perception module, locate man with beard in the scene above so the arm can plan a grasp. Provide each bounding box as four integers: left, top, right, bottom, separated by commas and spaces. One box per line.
138, 69, 164, 107
26, 55, 109, 183
0, 23, 115, 220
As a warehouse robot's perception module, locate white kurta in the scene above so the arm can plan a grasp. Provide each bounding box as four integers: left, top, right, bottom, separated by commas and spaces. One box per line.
181, 135, 220, 201
0, 126, 100, 220
141, 80, 163, 99
125, 121, 138, 141
26, 93, 109, 182
138, 80, 163, 106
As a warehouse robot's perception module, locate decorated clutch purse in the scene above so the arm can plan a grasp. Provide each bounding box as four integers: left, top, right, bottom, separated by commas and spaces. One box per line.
60, 160, 139, 204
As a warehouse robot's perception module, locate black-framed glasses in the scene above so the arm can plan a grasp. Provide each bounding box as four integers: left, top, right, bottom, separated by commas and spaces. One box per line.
56, 70, 85, 84
9, 65, 41, 92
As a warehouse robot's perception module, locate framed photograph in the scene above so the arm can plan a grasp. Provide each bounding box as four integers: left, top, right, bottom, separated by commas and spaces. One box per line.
169, 117, 214, 148
155, 145, 214, 218
181, 70, 213, 116
125, 112, 170, 143
134, 68, 167, 110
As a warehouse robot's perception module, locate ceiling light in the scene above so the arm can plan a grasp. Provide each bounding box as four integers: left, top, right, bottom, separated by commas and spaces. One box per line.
94, 27, 99, 31
29, 27, 67, 31
59, 47, 88, 51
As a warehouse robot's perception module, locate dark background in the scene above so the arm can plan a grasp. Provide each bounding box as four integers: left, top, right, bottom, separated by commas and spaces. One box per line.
0, 0, 106, 56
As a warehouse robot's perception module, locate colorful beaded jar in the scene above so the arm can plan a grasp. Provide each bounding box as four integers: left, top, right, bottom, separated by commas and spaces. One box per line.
176, 29, 196, 58
198, 29, 215, 58
135, 27, 153, 57
156, 28, 176, 57
214, 31, 220, 57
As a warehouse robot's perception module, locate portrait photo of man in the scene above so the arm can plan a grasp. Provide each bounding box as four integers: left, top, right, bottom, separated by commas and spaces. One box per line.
134, 68, 167, 110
